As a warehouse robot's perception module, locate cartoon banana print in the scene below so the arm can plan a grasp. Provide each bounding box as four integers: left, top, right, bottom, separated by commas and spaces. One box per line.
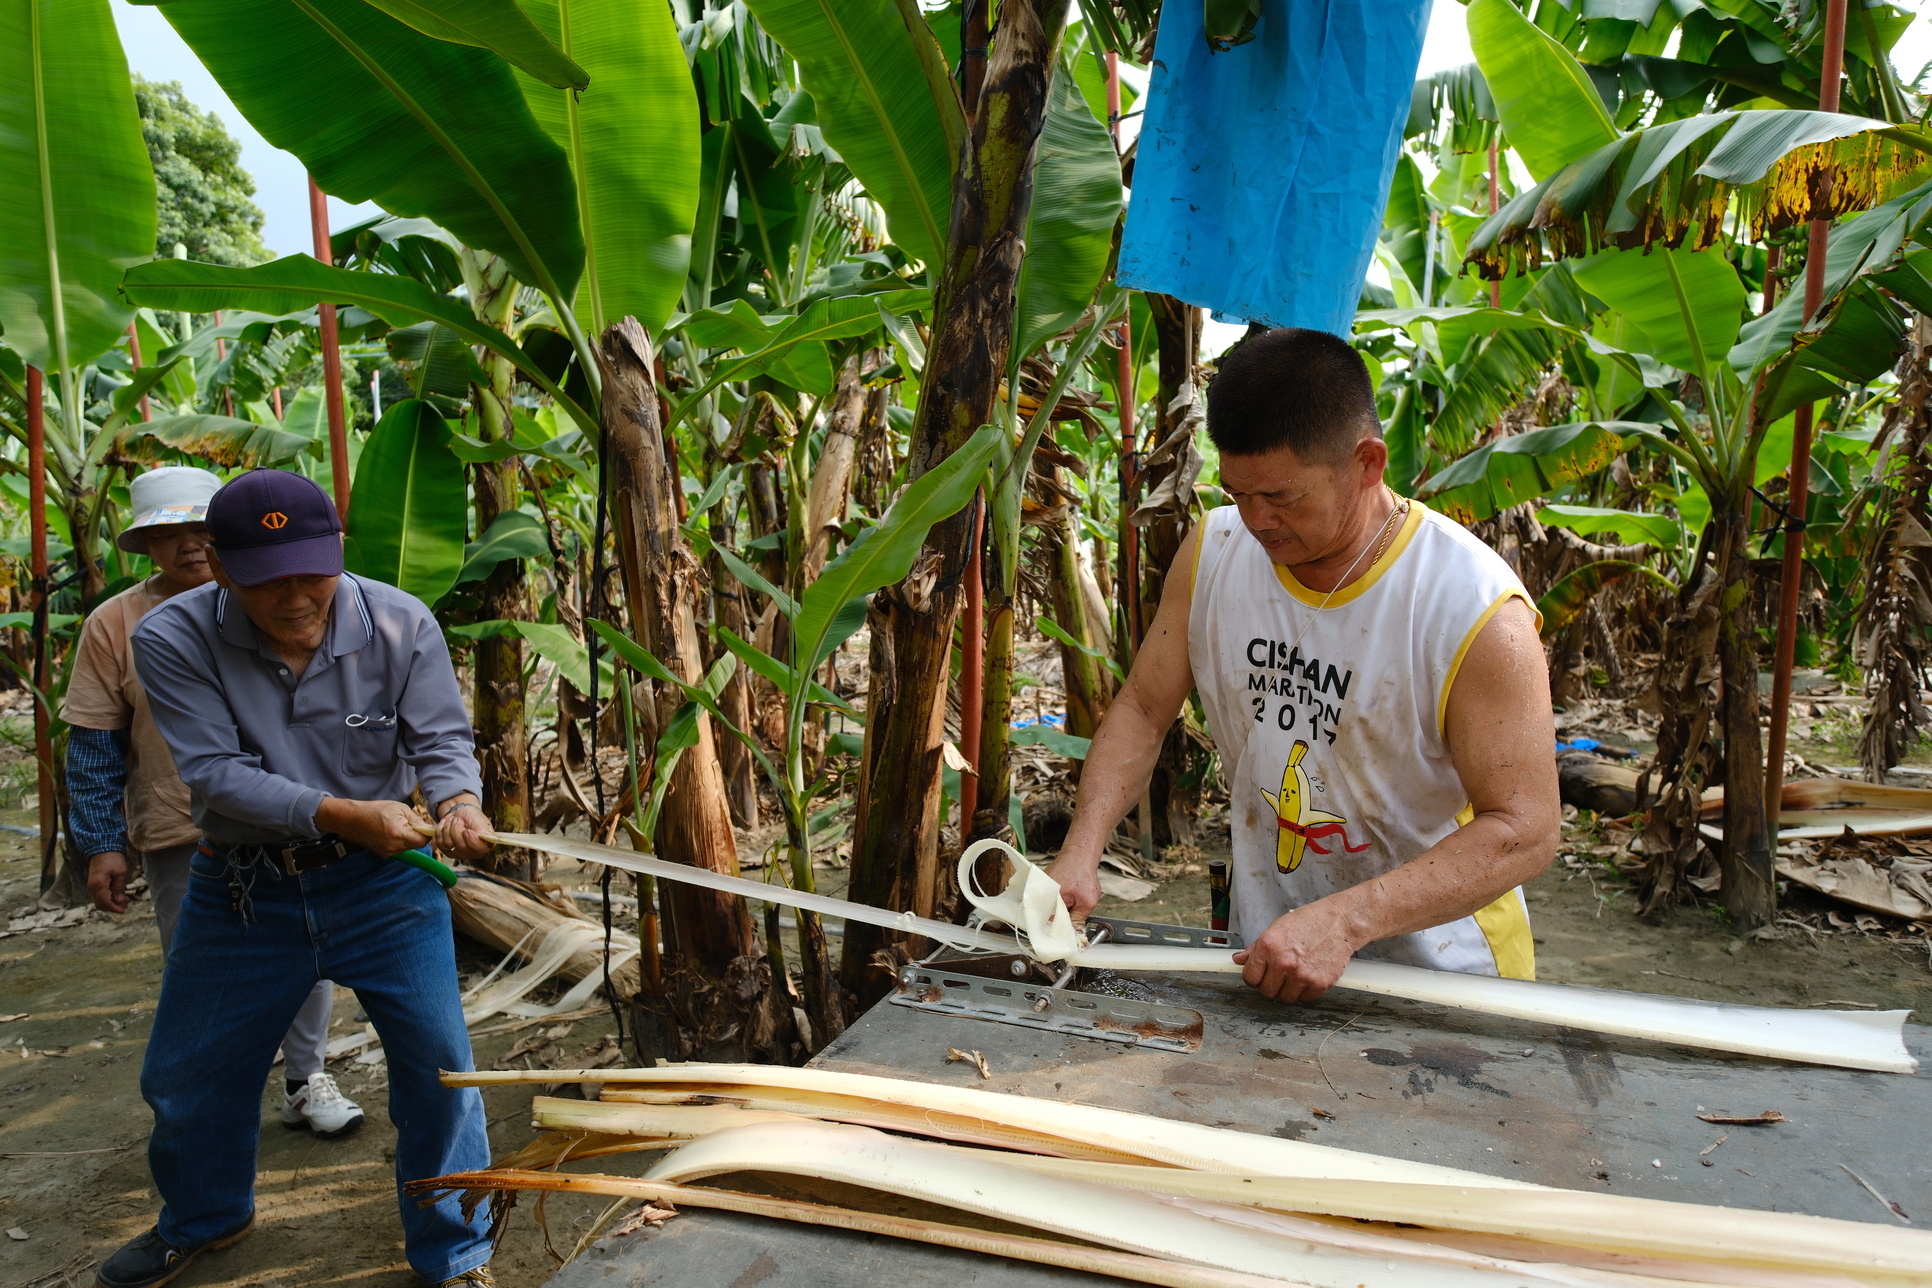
1257, 739, 1349, 873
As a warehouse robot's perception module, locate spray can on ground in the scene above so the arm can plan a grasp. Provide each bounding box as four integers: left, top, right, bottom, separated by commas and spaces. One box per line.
1208, 859, 1230, 931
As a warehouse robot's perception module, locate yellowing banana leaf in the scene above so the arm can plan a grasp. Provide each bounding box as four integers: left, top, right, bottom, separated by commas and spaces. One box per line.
1417, 421, 1643, 524
1536, 559, 1675, 639
113, 414, 314, 469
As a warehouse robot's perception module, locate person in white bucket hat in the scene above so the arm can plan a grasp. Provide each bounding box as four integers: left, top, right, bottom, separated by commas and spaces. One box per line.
62, 465, 365, 1140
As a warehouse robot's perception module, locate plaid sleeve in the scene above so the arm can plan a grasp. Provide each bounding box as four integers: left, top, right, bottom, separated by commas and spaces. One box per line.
65, 725, 131, 858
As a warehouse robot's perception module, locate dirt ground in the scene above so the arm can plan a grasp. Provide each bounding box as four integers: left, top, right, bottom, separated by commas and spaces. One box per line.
4, 728, 1932, 1286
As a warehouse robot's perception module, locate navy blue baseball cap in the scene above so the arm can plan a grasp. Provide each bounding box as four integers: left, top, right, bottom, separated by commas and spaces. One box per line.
206, 469, 344, 586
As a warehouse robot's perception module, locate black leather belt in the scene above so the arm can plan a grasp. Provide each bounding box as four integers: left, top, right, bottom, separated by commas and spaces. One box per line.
200, 835, 359, 875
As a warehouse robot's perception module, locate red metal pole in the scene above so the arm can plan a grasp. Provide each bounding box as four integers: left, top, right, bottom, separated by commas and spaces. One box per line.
309, 175, 352, 521
1487, 140, 1501, 309
27, 368, 56, 891
959, 498, 984, 833
1765, 0, 1847, 828
1107, 50, 1142, 649
126, 322, 152, 422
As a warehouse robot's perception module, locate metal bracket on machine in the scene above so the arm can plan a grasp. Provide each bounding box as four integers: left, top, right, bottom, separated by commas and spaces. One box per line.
891, 961, 1208, 1054
1082, 915, 1244, 952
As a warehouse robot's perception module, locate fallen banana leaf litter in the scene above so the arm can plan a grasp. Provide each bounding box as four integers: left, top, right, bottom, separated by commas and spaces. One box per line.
487, 831, 1916, 1073
419, 1064, 1932, 1286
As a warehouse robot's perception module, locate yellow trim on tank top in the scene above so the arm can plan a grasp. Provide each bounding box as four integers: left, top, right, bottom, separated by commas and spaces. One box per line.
1453, 803, 1536, 980
1270, 499, 1425, 608
1436, 588, 1538, 737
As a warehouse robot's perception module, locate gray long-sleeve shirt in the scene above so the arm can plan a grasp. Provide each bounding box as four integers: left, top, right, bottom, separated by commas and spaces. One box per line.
130, 574, 482, 847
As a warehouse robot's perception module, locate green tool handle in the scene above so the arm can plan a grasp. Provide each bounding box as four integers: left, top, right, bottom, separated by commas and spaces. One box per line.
395, 847, 460, 889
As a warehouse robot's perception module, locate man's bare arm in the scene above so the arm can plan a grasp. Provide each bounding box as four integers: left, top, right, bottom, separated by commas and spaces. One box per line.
1233, 595, 1559, 1001
1051, 523, 1202, 918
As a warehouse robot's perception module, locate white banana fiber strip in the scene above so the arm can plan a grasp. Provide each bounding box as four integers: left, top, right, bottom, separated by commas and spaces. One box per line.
449, 1062, 1541, 1188
643, 1120, 1708, 1288
495, 830, 1916, 1074
1074, 947, 1915, 1074
423, 1170, 1315, 1288
994, 1157, 1931, 1288
486, 831, 1019, 953
536, 1093, 1188, 1166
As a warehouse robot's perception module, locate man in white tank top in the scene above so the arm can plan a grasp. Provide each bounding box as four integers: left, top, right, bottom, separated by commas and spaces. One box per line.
1054, 328, 1559, 999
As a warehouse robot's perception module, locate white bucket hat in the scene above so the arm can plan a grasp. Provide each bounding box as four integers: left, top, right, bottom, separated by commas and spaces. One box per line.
118, 465, 224, 552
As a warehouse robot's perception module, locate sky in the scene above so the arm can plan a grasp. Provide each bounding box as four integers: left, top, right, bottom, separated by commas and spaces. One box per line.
114, 0, 1932, 262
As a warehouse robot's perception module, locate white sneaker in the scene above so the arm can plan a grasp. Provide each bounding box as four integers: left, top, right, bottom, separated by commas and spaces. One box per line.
280, 1070, 366, 1139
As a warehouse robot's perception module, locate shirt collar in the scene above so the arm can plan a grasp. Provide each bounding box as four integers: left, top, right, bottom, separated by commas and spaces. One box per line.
215, 575, 372, 659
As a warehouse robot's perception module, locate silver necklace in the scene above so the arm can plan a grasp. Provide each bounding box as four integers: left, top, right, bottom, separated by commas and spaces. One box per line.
1286, 496, 1408, 656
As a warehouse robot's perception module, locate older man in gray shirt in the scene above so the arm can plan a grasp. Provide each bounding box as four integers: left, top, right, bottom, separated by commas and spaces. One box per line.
105, 469, 499, 1288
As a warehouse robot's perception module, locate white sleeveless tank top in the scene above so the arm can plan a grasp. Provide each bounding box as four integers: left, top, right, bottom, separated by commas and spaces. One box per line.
1188, 502, 1538, 978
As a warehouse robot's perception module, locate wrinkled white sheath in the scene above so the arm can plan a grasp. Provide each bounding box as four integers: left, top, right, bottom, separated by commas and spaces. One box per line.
644, 1120, 1654, 1288
488, 832, 1916, 1073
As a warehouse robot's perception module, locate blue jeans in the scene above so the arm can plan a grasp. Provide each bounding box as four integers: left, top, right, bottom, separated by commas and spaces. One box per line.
141, 846, 492, 1281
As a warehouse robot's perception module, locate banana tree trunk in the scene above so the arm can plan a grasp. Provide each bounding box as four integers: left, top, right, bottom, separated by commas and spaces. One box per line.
1711, 502, 1775, 929
1045, 468, 1112, 742
842, 0, 1072, 1011
704, 460, 759, 830
597, 317, 777, 1062
462, 250, 531, 870
747, 455, 790, 749
1140, 293, 1201, 847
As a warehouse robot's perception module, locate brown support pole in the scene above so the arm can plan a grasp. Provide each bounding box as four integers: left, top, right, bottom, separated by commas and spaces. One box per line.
959, 497, 984, 829
27, 369, 56, 892
126, 322, 152, 422
1765, 0, 1847, 831
309, 175, 352, 521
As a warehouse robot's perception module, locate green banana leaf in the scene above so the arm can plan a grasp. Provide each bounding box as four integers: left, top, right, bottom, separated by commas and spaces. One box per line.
280, 387, 329, 440
792, 422, 1003, 678
119, 255, 596, 435
454, 510, 548, 586
1570, 246, 1745, 378
452, 618, 611, 692
0, 0, 156, 374
1536, 504, 1680, 549
387, 320, 487, 398
147, 0, 581, 302
1467, 0, 1616, 182
343, 398, 466, 604
1733, 175, 1932, 374
742, 0, 963, 271
1418, 421, 1644, 524
671, 288, 929, 417
354, 0, 585, 88
1011, 67, 1124, 367
1537, 559, 1676, 639
114, 414, 313, 469
715, 625, 861, 715
514, 0, 696, 334
1009, 724, 1090, 759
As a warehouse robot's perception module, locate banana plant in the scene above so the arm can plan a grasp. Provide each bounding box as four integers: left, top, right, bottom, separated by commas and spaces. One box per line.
591, 422, 1002, 1038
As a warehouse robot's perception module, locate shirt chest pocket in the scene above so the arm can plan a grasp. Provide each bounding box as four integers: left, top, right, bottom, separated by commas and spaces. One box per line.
342, 711, 400, 776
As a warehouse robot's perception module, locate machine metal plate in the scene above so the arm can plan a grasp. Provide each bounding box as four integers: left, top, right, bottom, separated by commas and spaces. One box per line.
890, 966, 1205, 1053
1083, 915, 1244, 951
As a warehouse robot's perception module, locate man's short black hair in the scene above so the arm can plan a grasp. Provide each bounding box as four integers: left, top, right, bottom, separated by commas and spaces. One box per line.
1206, 327, 1380, 463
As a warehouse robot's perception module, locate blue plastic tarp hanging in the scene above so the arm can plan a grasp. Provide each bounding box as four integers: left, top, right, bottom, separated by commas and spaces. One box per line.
1118, 0, 1433, 334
